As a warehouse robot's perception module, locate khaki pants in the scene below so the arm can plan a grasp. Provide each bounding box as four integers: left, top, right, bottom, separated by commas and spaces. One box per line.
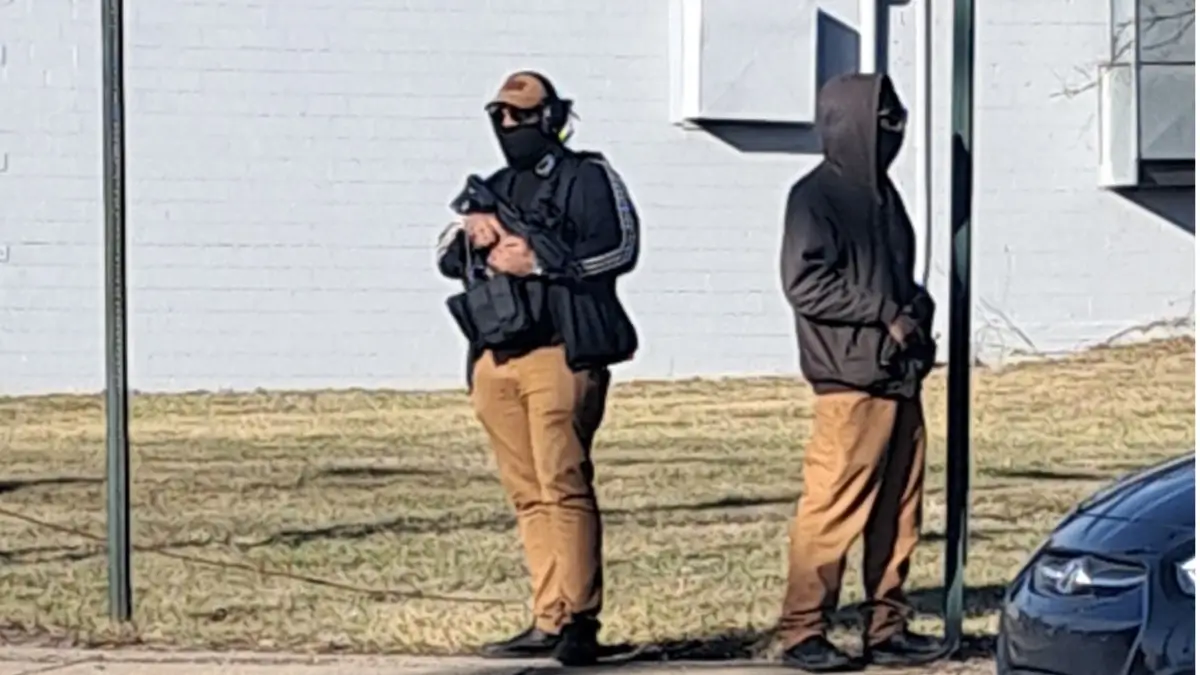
471, 346, 610, 633
779, 391, 926, 648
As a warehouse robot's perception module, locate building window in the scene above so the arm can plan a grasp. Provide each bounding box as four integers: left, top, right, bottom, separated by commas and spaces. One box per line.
1131, 0, 1194, 164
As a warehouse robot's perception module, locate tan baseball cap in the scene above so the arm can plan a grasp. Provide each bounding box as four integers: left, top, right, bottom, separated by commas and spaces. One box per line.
489, 71, 555, 109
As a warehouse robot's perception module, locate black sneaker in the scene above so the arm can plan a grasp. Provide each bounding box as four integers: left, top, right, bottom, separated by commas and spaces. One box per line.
864, 629, 945, 666
552, 618, 601, 667
781, 636, 863, 672
479, 625, 560, 659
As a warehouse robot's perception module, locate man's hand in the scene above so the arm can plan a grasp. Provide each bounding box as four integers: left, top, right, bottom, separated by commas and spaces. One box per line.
464, 213, 505, 248
487, 235, 538, 276
887, 314, 921, 350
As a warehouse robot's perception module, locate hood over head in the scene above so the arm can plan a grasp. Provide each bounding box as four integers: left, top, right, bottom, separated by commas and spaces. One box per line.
816, 73, 905, 193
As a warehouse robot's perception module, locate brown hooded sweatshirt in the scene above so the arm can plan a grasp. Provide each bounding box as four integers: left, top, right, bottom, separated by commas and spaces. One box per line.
779, 73, 932, 398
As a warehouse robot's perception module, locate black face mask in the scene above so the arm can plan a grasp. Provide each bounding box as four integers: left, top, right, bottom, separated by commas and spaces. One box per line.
876, 81, 907, 171
878, 128, 903, 168
495, 124, 555, 170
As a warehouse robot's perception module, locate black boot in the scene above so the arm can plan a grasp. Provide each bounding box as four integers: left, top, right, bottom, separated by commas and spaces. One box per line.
781, 636, 862, 672
479, 625, 560, 659
552, 618, 601, 667
864, 629, 945, 666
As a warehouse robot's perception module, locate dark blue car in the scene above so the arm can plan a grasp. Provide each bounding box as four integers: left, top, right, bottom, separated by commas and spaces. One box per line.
997, 454, 1195, 675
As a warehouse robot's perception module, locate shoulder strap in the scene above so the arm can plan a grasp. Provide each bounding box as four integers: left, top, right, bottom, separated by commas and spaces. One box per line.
550, 154, 586, 212
486, 166, 515, 195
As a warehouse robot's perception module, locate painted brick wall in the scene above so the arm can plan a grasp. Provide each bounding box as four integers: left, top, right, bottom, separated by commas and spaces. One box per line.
0, 0, 1193, 394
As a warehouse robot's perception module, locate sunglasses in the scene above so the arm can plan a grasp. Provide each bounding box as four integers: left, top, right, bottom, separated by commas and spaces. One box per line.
486, 102, 543, 128
879, 106, 908, 132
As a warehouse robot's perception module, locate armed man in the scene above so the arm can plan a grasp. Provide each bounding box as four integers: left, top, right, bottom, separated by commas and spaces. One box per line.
776, 72, 941, 672
435, 71, 640, 666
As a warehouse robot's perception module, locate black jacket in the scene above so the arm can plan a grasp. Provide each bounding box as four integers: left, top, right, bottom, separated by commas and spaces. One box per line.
437, 147, 640, 383
779, 73, 935, 399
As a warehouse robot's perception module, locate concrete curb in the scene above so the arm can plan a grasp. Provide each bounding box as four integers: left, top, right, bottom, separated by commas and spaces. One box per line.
0, 646, 497, 665
0, 647, 992, 674
0, 647, 778, 675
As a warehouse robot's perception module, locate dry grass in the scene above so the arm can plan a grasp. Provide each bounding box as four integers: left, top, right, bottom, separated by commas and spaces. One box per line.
0, 339, 1193, 660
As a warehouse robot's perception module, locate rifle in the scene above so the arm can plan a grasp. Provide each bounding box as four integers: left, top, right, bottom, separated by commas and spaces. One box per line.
449, 174, 577, 277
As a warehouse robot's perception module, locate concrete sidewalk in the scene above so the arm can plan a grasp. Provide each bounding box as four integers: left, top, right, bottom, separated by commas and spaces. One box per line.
0, 647, 994, 674
0, 648, 766, 674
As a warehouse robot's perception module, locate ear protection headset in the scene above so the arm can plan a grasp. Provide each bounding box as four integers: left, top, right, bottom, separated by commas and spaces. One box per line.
523, 71, 575, 142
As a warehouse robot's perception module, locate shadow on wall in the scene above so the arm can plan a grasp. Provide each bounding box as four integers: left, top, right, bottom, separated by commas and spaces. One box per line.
1115, 187, 1195, 235
698, 10, 859, 155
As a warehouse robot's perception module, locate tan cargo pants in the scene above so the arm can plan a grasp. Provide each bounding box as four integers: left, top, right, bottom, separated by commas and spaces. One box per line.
471, 345, 610, 633
779, 390, 927, 648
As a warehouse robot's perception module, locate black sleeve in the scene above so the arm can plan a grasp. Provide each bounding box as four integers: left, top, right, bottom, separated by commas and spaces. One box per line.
436, 222, 470, 280
563, 159, 639, 278
911, 284, 935, 322
780, 194, 901, 326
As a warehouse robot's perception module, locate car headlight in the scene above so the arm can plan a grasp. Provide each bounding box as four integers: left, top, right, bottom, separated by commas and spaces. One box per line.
1176, 556, 1195, 596
1033, 553, 1146, 596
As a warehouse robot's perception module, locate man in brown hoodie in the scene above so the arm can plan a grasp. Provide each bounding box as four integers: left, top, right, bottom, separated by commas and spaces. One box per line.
776, 72, 941, 672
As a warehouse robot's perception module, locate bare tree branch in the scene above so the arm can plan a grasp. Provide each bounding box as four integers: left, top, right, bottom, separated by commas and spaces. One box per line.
1052, 3, 1194, 99
1114, 7, 1196, 62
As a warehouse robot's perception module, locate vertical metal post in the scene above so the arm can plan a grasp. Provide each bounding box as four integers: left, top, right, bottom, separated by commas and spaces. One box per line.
913, 0, 933, 286
858, 0, 890, 76
102, 0, 133, 623
858, 0, 879, 73
943, 0, 975, 656
1130, 0, 1142, 176
874, 0, 889, 75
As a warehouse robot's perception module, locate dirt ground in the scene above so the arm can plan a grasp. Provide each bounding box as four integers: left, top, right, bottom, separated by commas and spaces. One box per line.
0, 338, 1193, 665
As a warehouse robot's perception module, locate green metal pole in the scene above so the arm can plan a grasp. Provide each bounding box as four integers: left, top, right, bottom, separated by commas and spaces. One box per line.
102, 0, 133, 623
943, 0, 975, 656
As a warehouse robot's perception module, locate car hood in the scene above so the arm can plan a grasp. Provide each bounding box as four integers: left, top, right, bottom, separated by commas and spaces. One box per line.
1073, 453, 1194, 530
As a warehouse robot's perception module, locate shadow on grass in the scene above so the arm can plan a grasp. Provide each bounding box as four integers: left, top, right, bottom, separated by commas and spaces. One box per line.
0, 476, 101, 496
639, 495, 797, 513
923, 529, 994, 542
0, 535, 231, 564
458, 585, 1006, 671
908, 584, 1007, 621
313, 466, 446, 479
0, 541, 111, 564
980, 467, 1110, 482
238, 461, 1096, 549
605, 456, 757, 468
244, 513, 517, 548
1, 483, 1010, 563
603, 584, 1003, 664
503, 586, 1001, 671
0, 503, 706, 562
294, 464, 501, 491
241, 495, 799, 549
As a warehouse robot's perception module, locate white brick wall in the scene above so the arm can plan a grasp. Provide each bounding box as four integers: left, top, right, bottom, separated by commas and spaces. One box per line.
0, 0, 1193, 394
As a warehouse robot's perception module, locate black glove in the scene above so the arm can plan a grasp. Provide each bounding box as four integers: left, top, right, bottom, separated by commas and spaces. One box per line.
881, 302, 934, 368
909, 287, 935, 324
